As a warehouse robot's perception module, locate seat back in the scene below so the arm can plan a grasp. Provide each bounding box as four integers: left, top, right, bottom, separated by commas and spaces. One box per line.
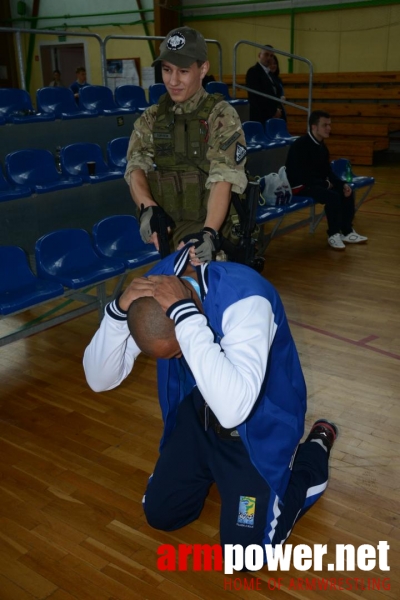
79, 85, 117, 112
61, 143, 108, 177
330, 158, 351, 180
265, 118, 292, 140
35, 229, 101, 278
115, 85, 148, 110
148, 83, 167, 105
205, 81, 231, 100
107, 137, 130, 171
5, 149, 60, 186
0, 88, 34, 119
242, 121, 269, 146
0, 246, 36, 293
36, 87, 79, 116
93, 215, 146, 257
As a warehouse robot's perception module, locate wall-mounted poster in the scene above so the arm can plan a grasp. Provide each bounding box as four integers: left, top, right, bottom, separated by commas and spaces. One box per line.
106, 58, 140, 91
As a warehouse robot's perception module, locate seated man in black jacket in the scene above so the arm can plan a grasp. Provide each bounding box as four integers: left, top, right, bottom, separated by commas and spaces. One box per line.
285, 110, 367, 250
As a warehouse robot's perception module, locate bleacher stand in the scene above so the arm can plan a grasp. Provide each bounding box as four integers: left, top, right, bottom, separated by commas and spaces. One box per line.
36, 87, 99, 120
0, 88, 54, 124
115, 85, 150, 113
79, 85, 132, 116
60, 142, 123, 183
5, 149, 83, 193
92, 215, 159, 269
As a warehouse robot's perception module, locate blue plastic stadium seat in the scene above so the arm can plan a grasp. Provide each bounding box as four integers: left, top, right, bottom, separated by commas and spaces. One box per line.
93, 215, 159, 269
205, 81, 249, 107
0, 88, 55, 124
256, 204, 285, 225
106, 137, 130, 172
331, 158, 375, 189
242, 121, 287, 153
61, 142, 122, 183
265, 118, 298, 144
36, 87, 99, 120
5, 149, 83, 193
35, 229, 126, 289
148, 83, 167, 105
0, 246, 64, 315
114, 84, 150, 113
284, 196, 315, 213
79, 85, 131, 116
0, 163, 32, 201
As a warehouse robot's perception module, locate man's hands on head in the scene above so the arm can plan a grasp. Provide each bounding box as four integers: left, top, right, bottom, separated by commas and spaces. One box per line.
119, 275, 196, 314
118, 277, 155, 312
147, 275, 194, 313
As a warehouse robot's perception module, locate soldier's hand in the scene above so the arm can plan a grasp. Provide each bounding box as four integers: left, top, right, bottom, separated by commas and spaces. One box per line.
139, 204, 175, 244
179, 228, 220, 263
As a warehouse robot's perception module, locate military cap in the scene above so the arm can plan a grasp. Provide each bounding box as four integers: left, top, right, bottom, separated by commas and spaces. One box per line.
152, 27, 208, 68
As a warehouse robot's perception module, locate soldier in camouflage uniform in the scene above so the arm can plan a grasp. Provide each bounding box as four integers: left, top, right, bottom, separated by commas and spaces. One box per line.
125, 26, 248, 263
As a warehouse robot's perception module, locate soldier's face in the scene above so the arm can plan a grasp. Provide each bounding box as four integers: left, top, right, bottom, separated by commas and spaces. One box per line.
161, 60, 209, 103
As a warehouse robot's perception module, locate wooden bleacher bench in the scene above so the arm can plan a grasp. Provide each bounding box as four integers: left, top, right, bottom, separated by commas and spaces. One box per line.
223, 71, 400, 165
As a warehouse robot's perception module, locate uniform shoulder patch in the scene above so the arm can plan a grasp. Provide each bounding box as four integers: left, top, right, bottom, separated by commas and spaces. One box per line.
220, 131, 240, 151
235, 142, 247, 164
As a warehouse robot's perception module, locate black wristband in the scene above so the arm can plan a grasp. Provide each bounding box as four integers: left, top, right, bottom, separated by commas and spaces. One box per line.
203, 226, 219, 239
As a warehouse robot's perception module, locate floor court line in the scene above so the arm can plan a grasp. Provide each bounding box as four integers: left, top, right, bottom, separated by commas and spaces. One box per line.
288, 319, 400, 361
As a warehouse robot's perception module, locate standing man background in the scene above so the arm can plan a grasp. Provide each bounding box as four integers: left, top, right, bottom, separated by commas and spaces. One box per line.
246, 45, 284, 125
124, 26, 248, 263
285, 110, 368, 250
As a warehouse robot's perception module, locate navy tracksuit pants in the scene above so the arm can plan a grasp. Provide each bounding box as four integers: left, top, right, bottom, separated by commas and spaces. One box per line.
143, 392, 330, 556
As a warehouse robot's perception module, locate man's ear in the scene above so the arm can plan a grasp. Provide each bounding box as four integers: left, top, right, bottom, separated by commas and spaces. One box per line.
200, 60, 210, 81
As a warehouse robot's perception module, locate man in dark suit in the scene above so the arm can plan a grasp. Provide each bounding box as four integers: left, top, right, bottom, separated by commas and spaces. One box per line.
246, 45, 283, 125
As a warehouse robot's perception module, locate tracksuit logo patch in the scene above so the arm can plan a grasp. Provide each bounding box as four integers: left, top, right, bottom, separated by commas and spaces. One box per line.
237, 496, 256, 527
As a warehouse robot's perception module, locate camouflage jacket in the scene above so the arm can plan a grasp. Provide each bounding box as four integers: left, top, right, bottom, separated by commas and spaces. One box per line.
124, 86, 247, 196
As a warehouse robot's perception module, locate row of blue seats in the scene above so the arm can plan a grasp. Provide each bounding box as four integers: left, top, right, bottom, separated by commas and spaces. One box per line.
0, 81, 248, 125
1, 156, 373, 317
0, 118, 293, 201
0, 137, 130, 200
0, 84, 168, 124
0, 214, 159, 318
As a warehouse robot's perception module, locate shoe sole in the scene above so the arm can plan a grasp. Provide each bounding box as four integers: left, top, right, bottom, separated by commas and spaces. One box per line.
342, 239, 368, 244
312, 418, 339, 440
328, 244, 346, 250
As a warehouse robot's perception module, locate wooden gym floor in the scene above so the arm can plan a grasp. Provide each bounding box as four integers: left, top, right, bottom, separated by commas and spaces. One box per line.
0, 163, 399, 599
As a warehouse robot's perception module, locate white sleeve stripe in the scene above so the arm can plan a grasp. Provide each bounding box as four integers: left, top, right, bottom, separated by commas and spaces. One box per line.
106, 300, 128, 321
167, 299, 200, 323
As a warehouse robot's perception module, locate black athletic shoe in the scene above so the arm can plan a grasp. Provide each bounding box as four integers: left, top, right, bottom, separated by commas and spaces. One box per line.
305, 419, 338, 453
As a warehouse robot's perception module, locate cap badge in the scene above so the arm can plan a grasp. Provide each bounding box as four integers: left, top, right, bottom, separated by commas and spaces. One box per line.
167, 32, 186, 51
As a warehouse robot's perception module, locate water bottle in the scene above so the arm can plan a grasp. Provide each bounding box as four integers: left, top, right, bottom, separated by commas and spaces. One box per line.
345, 161, 353, 183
